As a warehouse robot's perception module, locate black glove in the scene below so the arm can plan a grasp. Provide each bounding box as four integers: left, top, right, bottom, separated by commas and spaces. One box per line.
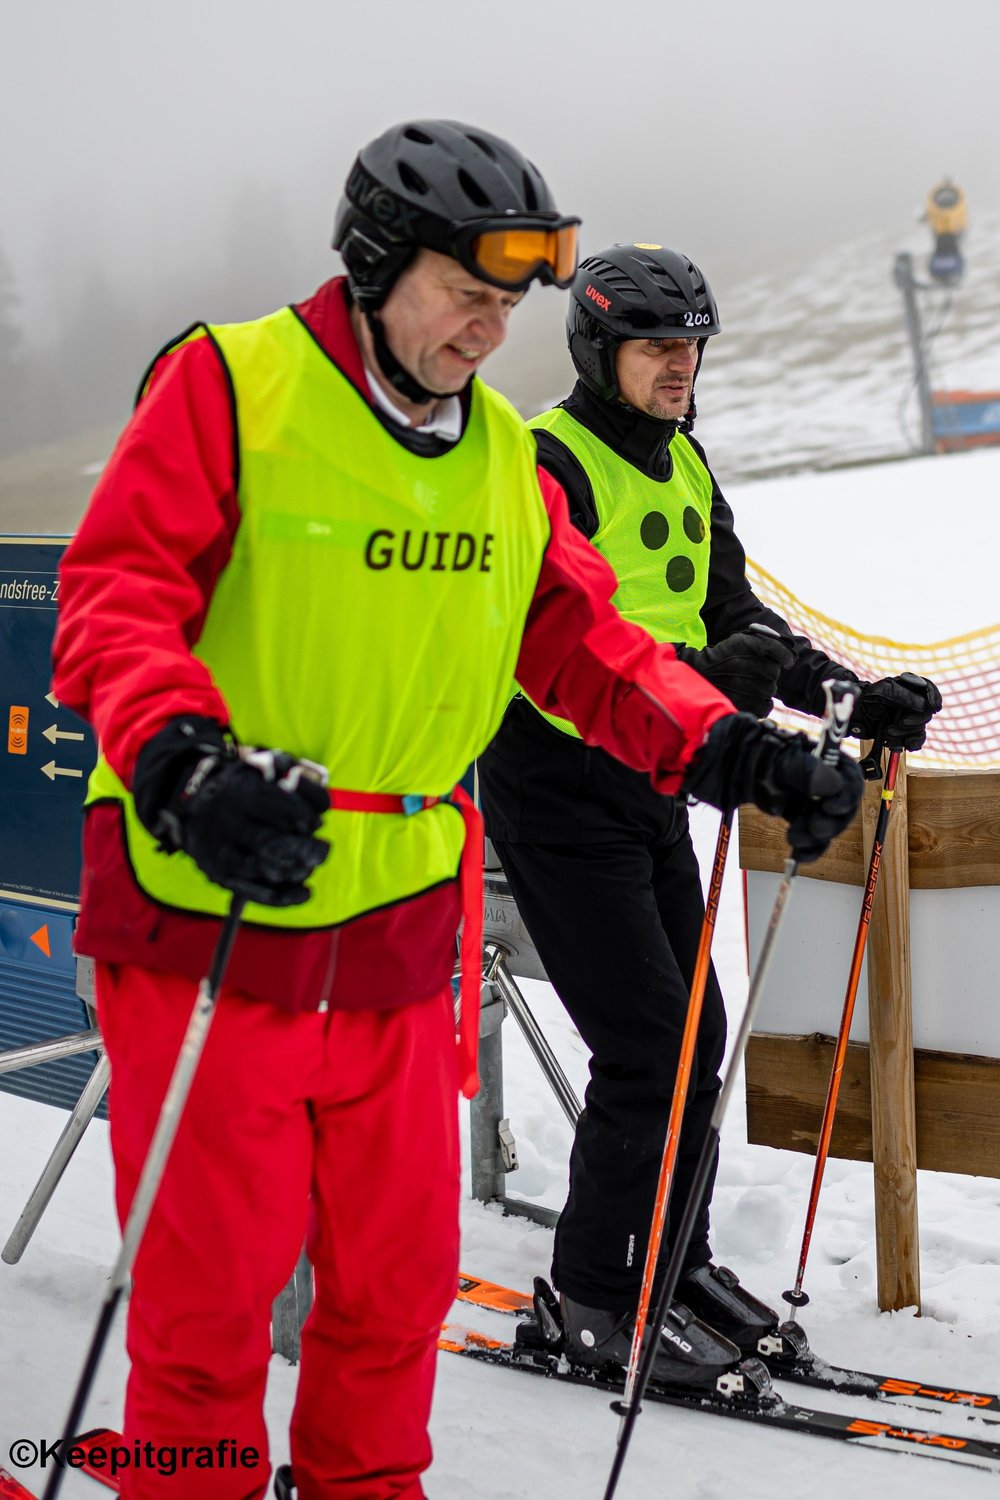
851, 673, 942, 752
133, 717, 329, 906
675, 629, 796, 717
682, 713, 863, 863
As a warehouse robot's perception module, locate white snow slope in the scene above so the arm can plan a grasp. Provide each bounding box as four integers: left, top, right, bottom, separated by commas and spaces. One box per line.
696, 210, 1000, 484
2, 246, 1000, 1499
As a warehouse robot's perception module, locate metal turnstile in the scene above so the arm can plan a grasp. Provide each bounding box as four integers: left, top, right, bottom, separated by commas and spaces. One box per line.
466, 840, 582, 1229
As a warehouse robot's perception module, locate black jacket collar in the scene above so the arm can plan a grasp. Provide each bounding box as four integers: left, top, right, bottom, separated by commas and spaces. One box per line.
562, 380, 677, 481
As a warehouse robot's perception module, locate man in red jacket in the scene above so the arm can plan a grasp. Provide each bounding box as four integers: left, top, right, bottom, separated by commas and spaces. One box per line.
52, 121, 861, 1500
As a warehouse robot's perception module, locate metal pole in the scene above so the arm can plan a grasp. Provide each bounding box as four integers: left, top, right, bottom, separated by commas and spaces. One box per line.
488, 949, 583, 1129
271, 1246, 315, 1365
41, 897, 245, 1500
0, 1028, 103, 1076
2, 1052, 110, 1264
893, 251, 935, 454
469, 976, 507, 1205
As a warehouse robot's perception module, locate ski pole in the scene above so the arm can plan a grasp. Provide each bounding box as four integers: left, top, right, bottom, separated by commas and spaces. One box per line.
602, 680, 856, 1500
41, 896, 245, 1500
782, 736, 900, 1320
615, 620, 788, 1419
616, 805, 734, 1434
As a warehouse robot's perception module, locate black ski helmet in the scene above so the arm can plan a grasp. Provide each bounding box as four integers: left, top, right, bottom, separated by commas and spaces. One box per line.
334, 119, 580, 310
567, 244, 721, 407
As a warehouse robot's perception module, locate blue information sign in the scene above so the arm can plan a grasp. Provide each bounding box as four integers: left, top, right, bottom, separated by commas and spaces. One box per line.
933, 394, 1000, 441
0, 537, 96, 909
0, 536, 106, 1116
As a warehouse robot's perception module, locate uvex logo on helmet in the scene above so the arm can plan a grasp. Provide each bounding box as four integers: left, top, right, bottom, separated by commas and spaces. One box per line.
346, 162, 423, 239
585, 284, 611, 312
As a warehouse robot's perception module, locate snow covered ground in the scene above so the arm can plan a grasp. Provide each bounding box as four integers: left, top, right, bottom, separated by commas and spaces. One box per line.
695, 210, 1000, 484
2, 290, 1000, 1497
438, 803, 1000, 1500
5, 788, 1000, 1499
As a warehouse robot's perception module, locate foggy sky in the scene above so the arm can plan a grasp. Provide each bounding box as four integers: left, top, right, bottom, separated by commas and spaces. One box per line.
3, 0, 998, 366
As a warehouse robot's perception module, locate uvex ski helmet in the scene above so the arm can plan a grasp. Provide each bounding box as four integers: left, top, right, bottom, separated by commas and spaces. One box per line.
567, 244, 720, 406
334, 120, 580, 309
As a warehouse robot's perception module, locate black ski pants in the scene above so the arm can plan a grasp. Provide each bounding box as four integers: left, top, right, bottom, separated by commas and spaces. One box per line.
479, 698, 727, 1312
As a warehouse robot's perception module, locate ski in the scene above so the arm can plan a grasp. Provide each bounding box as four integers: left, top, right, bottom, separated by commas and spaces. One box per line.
64, 1430, 119, 1492
754, 1326, 1000, 1421
1, 1467, 38, 1500
439, 1321, 1000, 1476
455, 1271, 1000, 1423
0, 1433, 122, 1497
457, 1273, 533, 1317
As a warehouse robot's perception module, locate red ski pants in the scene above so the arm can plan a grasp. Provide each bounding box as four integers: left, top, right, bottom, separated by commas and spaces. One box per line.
96, 963, 461, 1500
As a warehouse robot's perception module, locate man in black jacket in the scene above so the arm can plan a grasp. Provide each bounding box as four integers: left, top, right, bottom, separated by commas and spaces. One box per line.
478, 242, 941, 1387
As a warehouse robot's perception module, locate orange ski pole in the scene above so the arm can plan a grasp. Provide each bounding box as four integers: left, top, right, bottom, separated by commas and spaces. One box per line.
782, 743, 901, 1318
617, 806, 734, 1424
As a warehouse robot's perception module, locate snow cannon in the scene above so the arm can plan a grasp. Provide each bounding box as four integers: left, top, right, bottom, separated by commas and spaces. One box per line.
925, 178, 967, 285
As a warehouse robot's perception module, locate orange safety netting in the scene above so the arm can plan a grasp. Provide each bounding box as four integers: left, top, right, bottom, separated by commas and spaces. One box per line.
746, 558, 1000, 770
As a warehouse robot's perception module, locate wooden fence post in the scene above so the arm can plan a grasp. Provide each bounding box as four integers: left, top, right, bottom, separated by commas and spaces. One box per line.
863, 746, 920, 1311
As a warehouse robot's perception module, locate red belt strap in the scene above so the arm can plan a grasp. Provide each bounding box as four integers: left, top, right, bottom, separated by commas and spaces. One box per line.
327, 790, 444, 814
326, 783, 483, 1099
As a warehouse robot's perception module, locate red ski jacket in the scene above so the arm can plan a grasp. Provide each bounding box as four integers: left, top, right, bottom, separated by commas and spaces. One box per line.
52, 278, 735, 1014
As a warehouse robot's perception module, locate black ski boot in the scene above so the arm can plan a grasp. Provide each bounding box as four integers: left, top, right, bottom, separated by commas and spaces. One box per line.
676, 1263, 779, 1354
560, 1290, 741, 1391
273, 1464, 295, 1498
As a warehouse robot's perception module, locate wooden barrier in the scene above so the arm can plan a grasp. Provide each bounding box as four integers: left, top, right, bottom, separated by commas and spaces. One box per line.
740, 764, 1000, 1312
863, 751, 919, 1309
740, 768, 1000, 890
745, 1034, 1000, 1175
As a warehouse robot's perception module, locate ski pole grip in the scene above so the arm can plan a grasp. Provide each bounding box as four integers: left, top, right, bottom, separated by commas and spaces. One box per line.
815, 680, 855, 767
859, 727, 888, 782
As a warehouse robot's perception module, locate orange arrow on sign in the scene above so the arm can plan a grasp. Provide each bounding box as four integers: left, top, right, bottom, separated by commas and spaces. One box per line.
30, 925, 51, 957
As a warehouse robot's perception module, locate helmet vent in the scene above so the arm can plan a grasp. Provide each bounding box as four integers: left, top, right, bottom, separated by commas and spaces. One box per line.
522, 171, 539, 210
646, 266, 681, 293
601, 268, 642, 298
397, 161, 430, 195
457, 168, 491, 208
466, 133, 498, 160
403, 126, 434, 145
587, 260, 637, 291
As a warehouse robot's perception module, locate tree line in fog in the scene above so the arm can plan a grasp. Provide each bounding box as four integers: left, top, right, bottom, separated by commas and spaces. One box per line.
0, 181, 323, 458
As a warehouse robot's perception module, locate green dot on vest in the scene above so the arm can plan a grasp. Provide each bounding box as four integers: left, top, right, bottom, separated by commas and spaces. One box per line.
683, 506, 706, 544
640, 511, 670, 550
666, 554, 696, 592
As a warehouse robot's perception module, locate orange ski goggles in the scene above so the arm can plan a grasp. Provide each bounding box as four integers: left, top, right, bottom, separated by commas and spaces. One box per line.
454, 216, 581, 292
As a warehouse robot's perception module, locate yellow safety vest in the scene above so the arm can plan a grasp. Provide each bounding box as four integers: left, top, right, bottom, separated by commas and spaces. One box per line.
87, 307, 550, 928
526, 404, 712, 735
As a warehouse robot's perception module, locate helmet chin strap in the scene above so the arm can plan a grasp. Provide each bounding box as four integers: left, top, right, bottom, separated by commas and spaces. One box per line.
681, 338, 708, 433
366, 309, 454, 407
